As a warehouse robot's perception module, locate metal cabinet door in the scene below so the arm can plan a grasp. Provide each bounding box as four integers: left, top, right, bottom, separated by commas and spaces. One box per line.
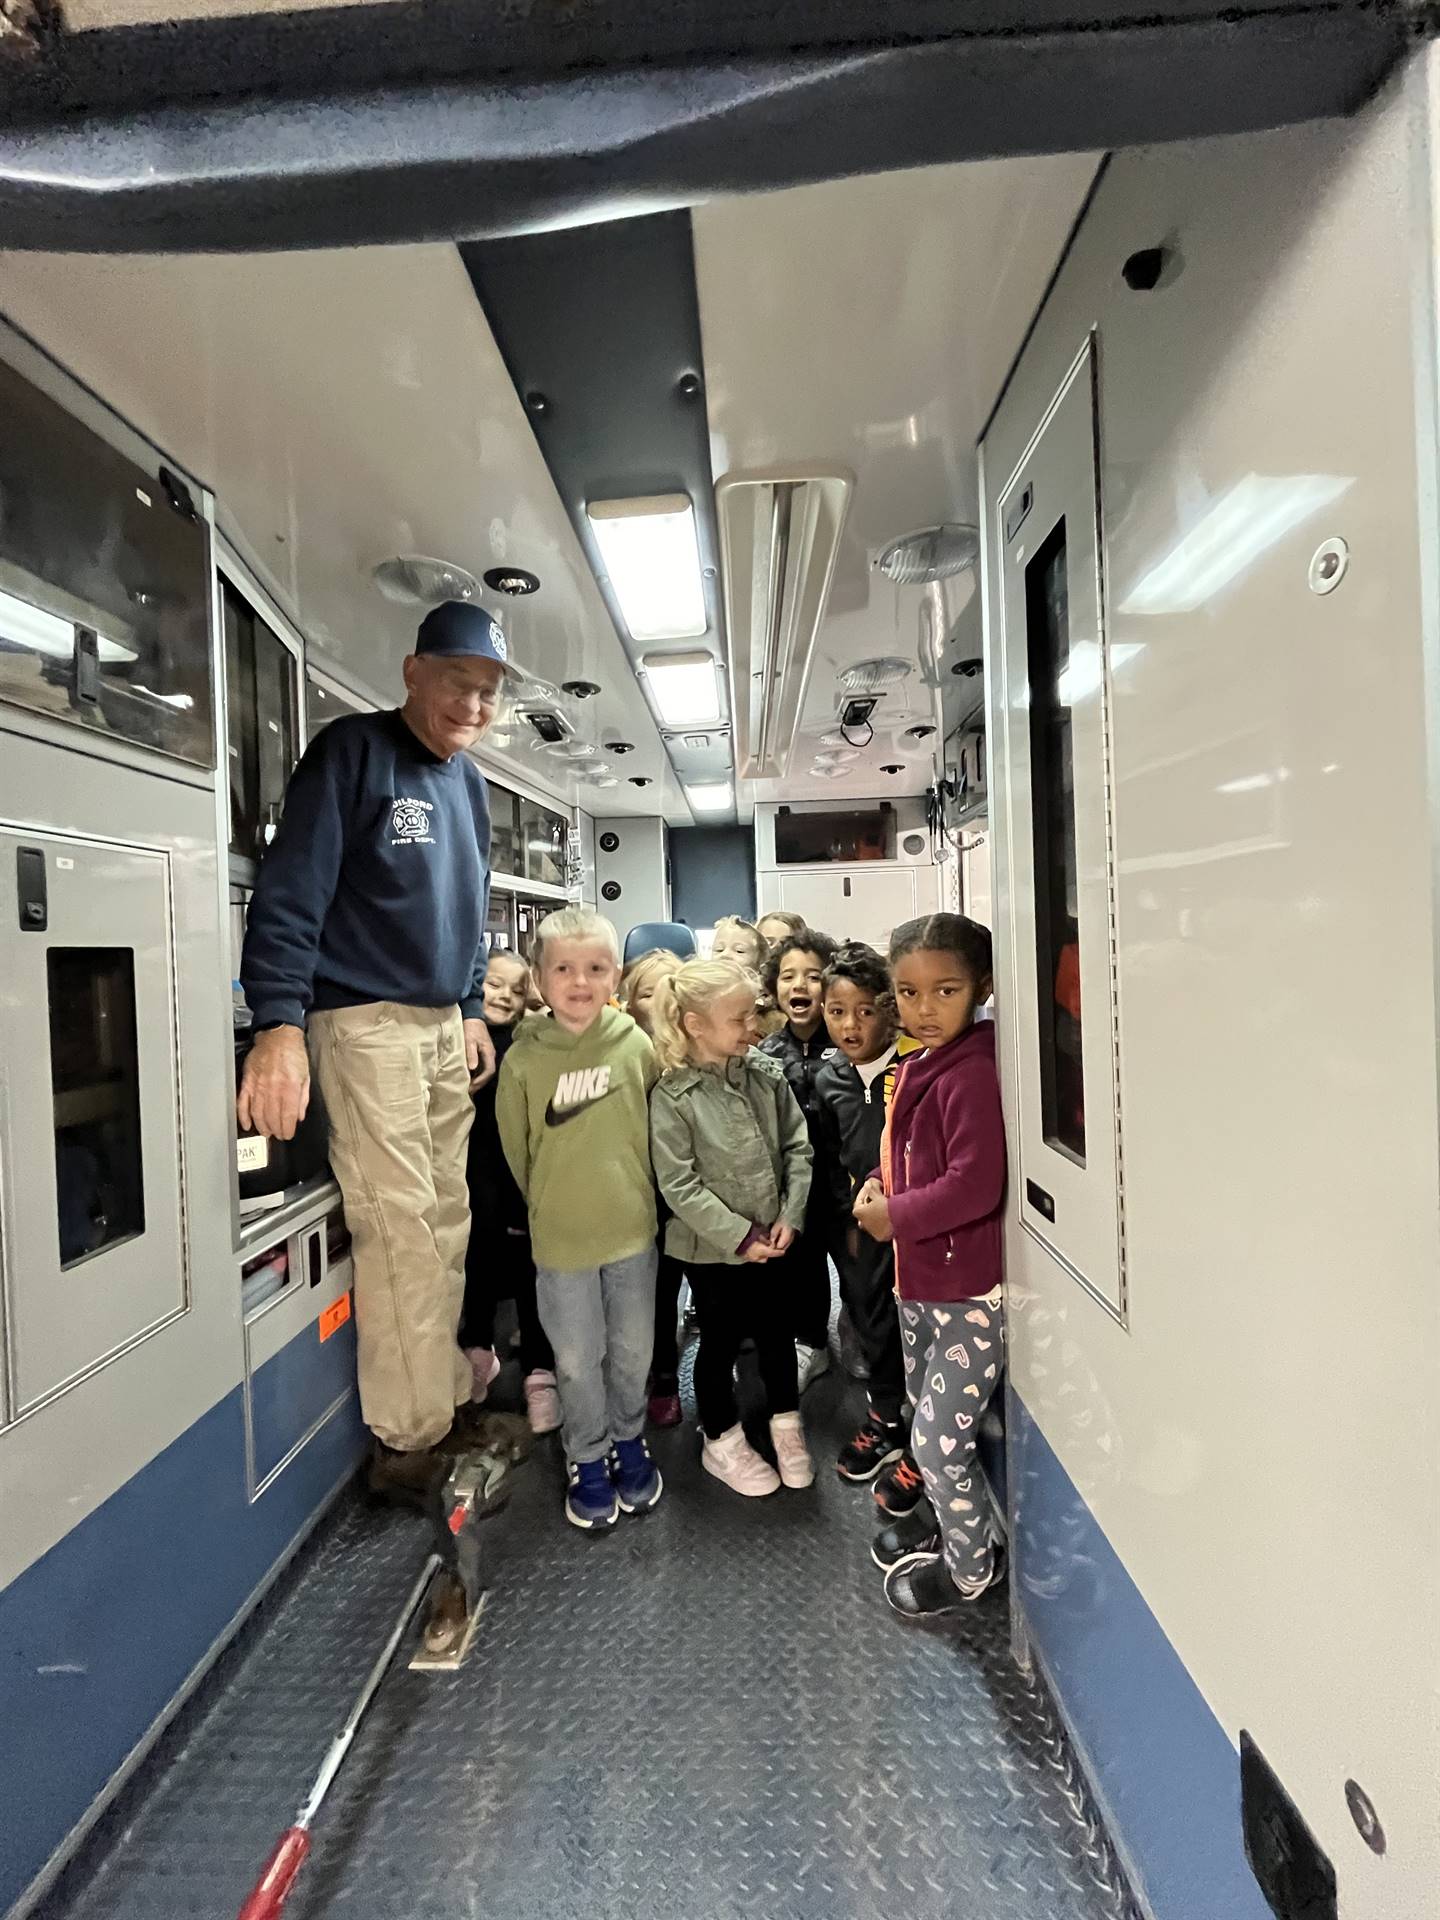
995, 335, 1126, 1319
0, 828, 186, 1417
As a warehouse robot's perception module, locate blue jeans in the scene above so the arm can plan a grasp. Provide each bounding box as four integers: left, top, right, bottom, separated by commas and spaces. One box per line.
534, 1246, 659, 1464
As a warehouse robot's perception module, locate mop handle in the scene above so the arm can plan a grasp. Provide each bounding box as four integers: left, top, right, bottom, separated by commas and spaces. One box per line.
236, 1552, 443, 1920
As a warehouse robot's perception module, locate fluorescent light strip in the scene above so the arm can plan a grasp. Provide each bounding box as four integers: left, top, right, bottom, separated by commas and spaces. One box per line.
641, 650, 721, 728
1120, 475, 1351, 617
0, 585, 138, 663
588, 494, 706, 642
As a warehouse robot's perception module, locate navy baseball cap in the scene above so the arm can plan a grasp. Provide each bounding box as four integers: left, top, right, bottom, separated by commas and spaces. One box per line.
414, 601, 518, 676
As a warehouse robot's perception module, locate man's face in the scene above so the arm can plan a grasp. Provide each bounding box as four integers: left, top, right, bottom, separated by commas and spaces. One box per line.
401, 654, 504, 758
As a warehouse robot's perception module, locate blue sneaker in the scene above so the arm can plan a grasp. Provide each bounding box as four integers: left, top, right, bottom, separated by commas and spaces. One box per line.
565, 1457, 619, 1531
611, 1436, 664, 1514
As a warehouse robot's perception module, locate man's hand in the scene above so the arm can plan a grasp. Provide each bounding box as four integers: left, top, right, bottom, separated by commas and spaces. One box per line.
740, 1239, 776, 1264
766, 1222, 795, 1255
237, 1026, 310, 1142
465, 1017, 496, 1091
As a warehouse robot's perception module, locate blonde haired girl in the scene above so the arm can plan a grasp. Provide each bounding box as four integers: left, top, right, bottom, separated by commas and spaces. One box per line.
648, 959, 816, 1497
619, 947, 682, 1037
617, 944, 686, 1423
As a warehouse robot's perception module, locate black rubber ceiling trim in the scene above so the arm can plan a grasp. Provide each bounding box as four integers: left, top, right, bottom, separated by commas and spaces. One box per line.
0, 2, 1411, 121
0, 12, 1413, 253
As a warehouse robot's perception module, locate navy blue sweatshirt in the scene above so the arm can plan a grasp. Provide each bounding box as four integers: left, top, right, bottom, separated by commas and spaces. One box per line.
240, 710, 492, 1031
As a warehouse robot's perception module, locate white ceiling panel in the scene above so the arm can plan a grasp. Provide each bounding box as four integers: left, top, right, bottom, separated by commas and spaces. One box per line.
0, 242, 684, 818
694, 151, 1101, 807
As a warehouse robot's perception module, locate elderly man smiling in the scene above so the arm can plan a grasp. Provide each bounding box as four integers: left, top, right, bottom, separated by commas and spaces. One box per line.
238, 600, 513, 1501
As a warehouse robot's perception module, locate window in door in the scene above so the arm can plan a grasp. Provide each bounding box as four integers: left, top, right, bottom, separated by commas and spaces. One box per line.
224, 579, 300, 864
48, 946, 145, 1268
1025, 518, 1086, 1164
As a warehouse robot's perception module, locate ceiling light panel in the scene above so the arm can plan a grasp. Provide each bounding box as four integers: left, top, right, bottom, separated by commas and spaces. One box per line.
718, 468, 853, 783
839, 656, 912, 693
685, 779, 733, 813
642, 650, 722, 728
588, 494, 707, 642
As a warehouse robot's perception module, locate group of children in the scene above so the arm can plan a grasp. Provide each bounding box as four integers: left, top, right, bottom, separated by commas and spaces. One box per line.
460, 902, 1007, 1620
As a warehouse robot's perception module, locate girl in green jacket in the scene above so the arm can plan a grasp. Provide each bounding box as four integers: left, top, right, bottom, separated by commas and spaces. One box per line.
649, 958, 815, 1499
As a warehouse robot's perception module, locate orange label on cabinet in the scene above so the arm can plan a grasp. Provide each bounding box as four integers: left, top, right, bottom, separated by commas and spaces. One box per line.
318, 1292, 352, 1342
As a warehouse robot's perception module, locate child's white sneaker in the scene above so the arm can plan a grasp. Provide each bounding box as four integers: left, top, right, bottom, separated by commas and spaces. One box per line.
770, 1411, 815, 1489
702, 1423, 780, 1497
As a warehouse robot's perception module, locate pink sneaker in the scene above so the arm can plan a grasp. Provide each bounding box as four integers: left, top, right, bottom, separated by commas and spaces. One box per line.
524, 1369, 562, 1436
702, 1423, 780, 1497
465, 1347, 501, 1404
770, 1411, 815, 1489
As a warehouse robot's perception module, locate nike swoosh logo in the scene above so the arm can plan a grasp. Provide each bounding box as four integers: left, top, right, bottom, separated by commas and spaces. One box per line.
544, 1089, 617, 1127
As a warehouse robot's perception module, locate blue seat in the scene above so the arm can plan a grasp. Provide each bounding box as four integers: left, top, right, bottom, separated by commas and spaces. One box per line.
623, 921, 697, 967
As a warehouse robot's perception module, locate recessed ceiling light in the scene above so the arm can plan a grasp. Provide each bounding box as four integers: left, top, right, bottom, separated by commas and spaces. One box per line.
588, 494, 706, 641
641, 650, 721, 728
684, 779, 732, 813
904, 723, 937, 740
879, 763, 903, 774
484, 566, 540, 596
562, 679, 601, 699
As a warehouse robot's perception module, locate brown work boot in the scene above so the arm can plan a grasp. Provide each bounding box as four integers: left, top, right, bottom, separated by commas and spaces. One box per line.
366, 1440, 446, 1508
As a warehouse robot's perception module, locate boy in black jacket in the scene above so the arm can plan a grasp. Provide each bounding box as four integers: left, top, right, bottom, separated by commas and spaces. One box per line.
813, 943, 908, 1481
460, 951, 559, 1435
761, 926, 840, 1392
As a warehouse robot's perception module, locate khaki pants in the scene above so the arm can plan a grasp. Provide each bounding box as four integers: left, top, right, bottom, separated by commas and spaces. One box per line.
309, 1003, 474, 1451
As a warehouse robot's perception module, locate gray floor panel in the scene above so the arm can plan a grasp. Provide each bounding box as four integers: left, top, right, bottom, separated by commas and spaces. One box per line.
37, 1358, 1131, 1920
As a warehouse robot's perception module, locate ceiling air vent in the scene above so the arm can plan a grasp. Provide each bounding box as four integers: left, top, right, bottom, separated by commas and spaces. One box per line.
717, 466, 854, 782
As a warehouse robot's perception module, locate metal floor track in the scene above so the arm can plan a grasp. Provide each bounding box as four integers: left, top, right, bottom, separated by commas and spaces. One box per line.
35, 1350, 1135, 1920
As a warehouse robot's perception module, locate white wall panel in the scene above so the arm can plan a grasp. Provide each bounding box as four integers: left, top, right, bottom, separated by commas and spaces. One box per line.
983, 68, 1440, 1917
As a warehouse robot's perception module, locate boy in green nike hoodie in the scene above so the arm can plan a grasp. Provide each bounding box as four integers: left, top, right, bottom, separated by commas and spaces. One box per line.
496, 908, 662, 1531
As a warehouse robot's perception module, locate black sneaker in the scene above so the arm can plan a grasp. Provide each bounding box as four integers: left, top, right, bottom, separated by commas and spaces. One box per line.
885, 1543, 1008, 1618
872, 1448, 925, 1517
836, 1416, 904, 1484
871, 1503, 941, 1571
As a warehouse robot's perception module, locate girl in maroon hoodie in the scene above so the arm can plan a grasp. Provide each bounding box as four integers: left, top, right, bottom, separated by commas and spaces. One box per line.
854, 914, 1006, 1619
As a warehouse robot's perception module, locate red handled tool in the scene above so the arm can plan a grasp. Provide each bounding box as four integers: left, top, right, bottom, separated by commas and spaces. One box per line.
235, 1551, 441, 1920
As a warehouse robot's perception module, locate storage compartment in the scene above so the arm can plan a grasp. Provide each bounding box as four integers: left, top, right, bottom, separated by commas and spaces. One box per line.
0, 355, 213, 766
0, 827, 187, 1414
233, 1029, 330, 1207
773, 803, 895, 865
242, 1207, 356, 1496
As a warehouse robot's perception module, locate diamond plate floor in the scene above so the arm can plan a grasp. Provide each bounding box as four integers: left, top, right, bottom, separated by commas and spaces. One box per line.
36, 1346, 1131, 1920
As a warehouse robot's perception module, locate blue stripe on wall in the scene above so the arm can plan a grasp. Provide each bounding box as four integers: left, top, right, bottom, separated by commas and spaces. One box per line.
0, 1348, 365, 1917
1009, 1389, 1271, 1920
